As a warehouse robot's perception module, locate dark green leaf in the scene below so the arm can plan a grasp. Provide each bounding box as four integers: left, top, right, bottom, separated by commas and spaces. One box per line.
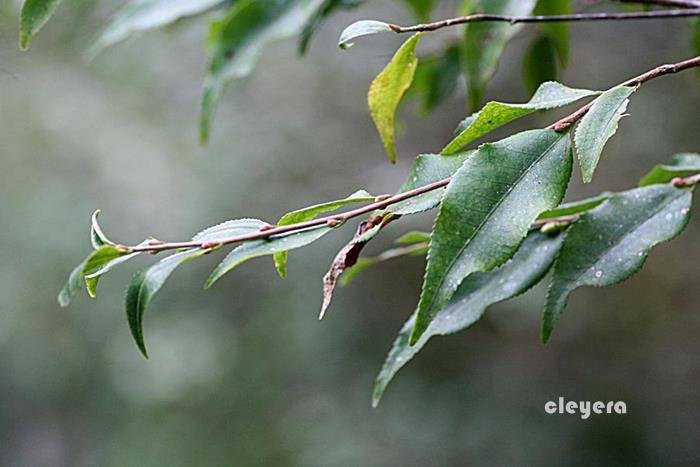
299, 0, 363, 54
338, 20, 393, 49
410, 44, 462, 114
534, 0, 571, 65
395, 231, 431, 245
19, 0, 62, 50
462, 0, 537, 110
391, 152, 472, 215
411, 129, 572, 344
126, 248, 208, 358
90, 0, 223, 57
522, 35, 558, 95
368, 33, 421, 163
542, 184, 693, 342
373, 230, 563, 406
273, 190, 374, 277
201, 0, 326, 142
639, 153, 700, 186
574, 85, 636, 183
442, 81, 597, 155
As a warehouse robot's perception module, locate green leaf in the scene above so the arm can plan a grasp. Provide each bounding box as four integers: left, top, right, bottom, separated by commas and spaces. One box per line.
395, 231, 431, 245
201, 0, 326, 142
402, 0, 434, 22
442, 81, 597, 155
126, 248, 208, 358
462, 0, 537, 110
391, 152, 472, 215
639, 153, 700, 186
534, 0, 571, 65
84, 240, 152, 298
82, 245, 129, 298
692, 19, 700, 62
537, 192, 612, 219
207, 227, 333, 288
373, 230, 563, 406
411, 129, 572, 344
58, 262, 86, 307
273, 190, 374, 277
542, 184, 693, 343
340, 242, 428, 287
368, 33, 421, 163
19, 0, 62, 50
193, 218, 269, 242
410, 44, 461, 114
338, 20, 392, 49
574, 85, 636, 183
89, 0, 223, 58
522, 35, 558, 95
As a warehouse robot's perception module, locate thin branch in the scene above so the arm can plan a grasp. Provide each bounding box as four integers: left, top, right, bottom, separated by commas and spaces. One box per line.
120, 56, 700, 255
550, 55, 700, 131
615, 0, 700, 8
388, 8, 700, 33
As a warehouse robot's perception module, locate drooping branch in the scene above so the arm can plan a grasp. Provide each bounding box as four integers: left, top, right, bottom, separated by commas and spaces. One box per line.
119, 56, 700, 255
387, 8, 700, 34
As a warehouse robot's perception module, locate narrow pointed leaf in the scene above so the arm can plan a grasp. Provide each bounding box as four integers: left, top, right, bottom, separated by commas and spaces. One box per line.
542, 184, 693, 343
462, 0, 537, 110
537, 192, 612, 219
411, 129, 573, 344
193, 218, 269, 242
522, 35, 558, 95
19, 0, 62, 50
639, 153, 700, 186
340, 242, 428, 287
574, 85, 636, 183
395, 231, 431, 245
126, 248, 208, 358
90, 210, 115, 248
58, 262, 86, 307
85, 240, 152, 298
206, 226, 332, 288
201, 0, 326, 142
89, 0, 223, 57
442, 81, 597, 155
82, 245, 129, 298
273, 190, 375, 277
391, 152, 472, 215
338, 20, 392, 49
373, 231, 563, 406
368, 33, 421, 163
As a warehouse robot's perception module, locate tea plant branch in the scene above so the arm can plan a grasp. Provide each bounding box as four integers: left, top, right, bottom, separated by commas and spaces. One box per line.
550, 55, 700, 131
615, 0, 700, 8
116, 56, 700, 256
387, 8, 700, 34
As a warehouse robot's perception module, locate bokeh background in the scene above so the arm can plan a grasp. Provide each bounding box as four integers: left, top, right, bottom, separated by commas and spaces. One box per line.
1, 1, 700, 465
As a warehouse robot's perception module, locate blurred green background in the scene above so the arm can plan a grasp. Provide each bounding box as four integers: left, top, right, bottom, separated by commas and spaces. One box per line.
1, 1, 700, 466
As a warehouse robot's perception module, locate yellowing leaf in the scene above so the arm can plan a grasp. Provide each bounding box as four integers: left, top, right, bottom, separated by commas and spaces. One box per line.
368, 33, 421, 163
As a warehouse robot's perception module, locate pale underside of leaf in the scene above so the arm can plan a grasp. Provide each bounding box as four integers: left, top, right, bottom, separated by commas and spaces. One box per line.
338, 19, 392, 49
542, 184, 693, 342
411, 129, 573, 344
368, 33, 421, 163
442, 81, 598, 155
89, 0, 223, 58
574, 85, 636, 183
373, 230, 563, 406
273, 190, 374, 278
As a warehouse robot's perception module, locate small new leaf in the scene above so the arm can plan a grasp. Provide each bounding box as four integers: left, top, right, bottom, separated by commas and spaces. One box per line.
411, 129, 572, 344
639, 153, 700, 186
82, 245, 129, 298
273, 190, 374, 278
542, 184, 693, 343
373, 231, 563, 406
537, 192, 612, 219
338, 20, 392, 49
19, 0, 62, 50
368, 33, 421, 163
574, 85, 636, 183
442, 81, 597, 155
